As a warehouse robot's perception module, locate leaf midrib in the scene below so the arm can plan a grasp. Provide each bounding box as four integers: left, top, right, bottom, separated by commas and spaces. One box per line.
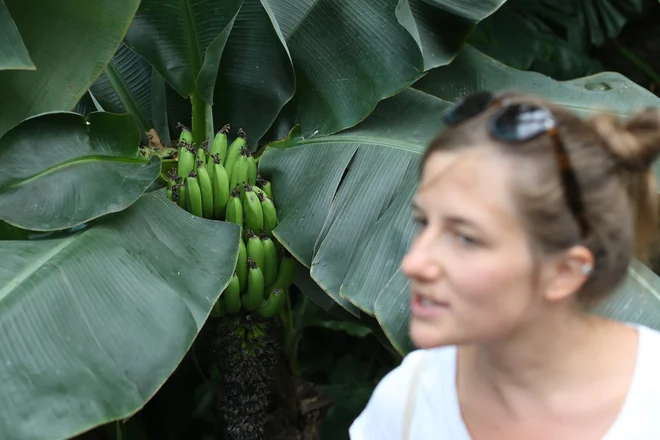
291, 135, 425, 154
0, 155, 153, 191
285, 0, 321, 42
0, 234, 79, 302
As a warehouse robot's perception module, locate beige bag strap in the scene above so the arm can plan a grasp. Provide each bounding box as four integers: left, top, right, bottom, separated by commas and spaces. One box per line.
402, 352, 428, 440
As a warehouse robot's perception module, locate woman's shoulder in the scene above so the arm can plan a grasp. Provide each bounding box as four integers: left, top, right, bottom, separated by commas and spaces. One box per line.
348, 345, 457, 439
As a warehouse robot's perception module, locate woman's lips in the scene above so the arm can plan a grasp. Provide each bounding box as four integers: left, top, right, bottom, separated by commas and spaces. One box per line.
411, 292, 450, 318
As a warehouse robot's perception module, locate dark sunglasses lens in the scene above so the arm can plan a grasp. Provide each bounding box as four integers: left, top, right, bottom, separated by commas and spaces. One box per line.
491, 104, 557, 142
442, 91, 495, 126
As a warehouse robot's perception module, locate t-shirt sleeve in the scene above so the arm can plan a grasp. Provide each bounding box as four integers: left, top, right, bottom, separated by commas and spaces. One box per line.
348, 350, 428, 440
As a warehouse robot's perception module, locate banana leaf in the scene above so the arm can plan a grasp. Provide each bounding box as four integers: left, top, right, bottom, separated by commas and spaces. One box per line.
261, 45, 660, 354
0, 0, 140, 137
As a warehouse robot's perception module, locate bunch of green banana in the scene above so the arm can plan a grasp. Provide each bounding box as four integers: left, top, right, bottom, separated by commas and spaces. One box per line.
166, 124, 236, 222
167, 124, 292, 320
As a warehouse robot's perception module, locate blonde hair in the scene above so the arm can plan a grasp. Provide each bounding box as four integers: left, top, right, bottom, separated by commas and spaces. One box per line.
422, 91, 660, 305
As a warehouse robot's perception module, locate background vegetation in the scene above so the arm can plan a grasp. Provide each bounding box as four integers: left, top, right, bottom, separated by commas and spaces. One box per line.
1, 0, 659, 439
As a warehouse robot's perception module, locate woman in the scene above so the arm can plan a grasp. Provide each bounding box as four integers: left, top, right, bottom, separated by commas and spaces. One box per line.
349, 90, 660, 440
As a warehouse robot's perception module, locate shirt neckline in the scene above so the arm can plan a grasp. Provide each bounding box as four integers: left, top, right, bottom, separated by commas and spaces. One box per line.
443, 324, 645, 440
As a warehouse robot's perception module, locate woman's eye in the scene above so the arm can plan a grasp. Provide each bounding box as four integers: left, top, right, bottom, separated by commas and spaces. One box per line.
413, 216, 427, 229
454, 232, 479, 247
443, 230, 479, 248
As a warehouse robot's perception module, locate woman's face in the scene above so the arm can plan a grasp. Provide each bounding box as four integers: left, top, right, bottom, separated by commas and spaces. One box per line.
401, 148, 545, 349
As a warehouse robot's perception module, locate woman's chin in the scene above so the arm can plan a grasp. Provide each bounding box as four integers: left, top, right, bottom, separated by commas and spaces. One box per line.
409, 318, 456, 349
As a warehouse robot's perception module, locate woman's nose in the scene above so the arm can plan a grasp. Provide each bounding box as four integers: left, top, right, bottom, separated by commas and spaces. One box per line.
401, 238, 442, 281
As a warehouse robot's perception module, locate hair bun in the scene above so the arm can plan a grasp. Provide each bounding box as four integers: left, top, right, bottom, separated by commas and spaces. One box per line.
589, 107, 660, 172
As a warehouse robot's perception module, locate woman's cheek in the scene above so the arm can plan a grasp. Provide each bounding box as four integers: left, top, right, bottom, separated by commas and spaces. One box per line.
451, 258, 528, 311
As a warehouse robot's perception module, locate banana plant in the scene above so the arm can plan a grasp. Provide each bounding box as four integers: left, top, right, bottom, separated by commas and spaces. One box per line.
1, 0, 660, 438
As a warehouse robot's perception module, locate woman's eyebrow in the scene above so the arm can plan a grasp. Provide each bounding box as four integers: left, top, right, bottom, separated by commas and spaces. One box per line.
411, 200, 425, 213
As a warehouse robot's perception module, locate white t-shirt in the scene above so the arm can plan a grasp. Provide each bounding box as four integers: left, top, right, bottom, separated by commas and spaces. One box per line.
349, 324, 660, 440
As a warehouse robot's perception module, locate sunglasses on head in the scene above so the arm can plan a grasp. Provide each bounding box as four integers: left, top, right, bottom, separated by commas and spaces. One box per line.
441, 91, 589, 238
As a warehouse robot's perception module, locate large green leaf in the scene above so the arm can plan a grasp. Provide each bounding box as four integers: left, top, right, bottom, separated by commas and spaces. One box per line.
124, 0, 243, 99
211, 0, 296, 149
414, 45, 660, 118
259, 89, 449, 321
261, 50, 660, 353
0, 112, 160, 231
0, 0, 140, 138
123, 0, 295, 148
0, 191, 240, 439
0, 0, 34, 70
267, 0, 506, 140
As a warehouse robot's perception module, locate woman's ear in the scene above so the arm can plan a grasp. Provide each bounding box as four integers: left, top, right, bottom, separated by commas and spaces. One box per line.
542, 245, 594, 303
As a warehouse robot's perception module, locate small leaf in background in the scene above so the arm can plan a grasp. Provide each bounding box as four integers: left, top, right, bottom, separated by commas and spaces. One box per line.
0, 112, 160, 231
0, 0, 140, 137
0, 191, 240, 440
0, 0, 34, 71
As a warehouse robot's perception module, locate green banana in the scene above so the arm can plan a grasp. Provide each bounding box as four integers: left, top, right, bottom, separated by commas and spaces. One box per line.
177, 143, 196, 179
267, 249, 296, 292
211, 154, 230, 219
258, 192, 278, 235
211, 295, 227, 317
196, 160, 214, 219
210, 124, 230, 166
186, 171, 203, 217
246, 150, 257, 186
229, 148, 249, 199
178, 123, 193, 144
246, 230, 266, 271
223, 273, 242, 314
225, 187, 244, 228
243, 184, 264, 234
260, 234, 278, 286
242, 257, 264, 311
224, 128, 247, 173
257, 287, 286, 318
237, 239, 248, 293
256, 175, 272, 198
252, 185, 266, 199
196, 139, 209, 164
177, 182, 187, 209
207, 154, 215, 181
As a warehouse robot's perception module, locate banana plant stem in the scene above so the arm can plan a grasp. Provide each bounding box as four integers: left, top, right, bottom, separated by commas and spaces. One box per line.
205, 104, 214, 141
191, 90, 206, 147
